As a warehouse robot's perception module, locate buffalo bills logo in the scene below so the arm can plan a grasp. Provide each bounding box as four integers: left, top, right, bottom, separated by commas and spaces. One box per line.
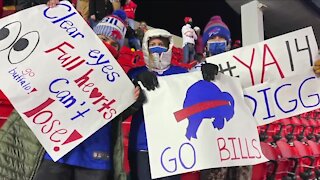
174, 80, 235, 140
110, 30, 122, 41
208, 27, 221, 37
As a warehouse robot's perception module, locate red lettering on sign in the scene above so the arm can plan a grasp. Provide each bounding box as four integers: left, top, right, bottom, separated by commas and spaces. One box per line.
217, 137, 262, 162
261, 44, 284, 83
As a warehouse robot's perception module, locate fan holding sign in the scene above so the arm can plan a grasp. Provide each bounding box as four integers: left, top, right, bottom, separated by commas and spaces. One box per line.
0, 3, 144, 180
127, 27, 221, 180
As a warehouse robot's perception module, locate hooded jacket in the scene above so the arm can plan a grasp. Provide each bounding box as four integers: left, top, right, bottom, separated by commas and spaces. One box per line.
127, 28, 188, 151
141, 28, 174, 74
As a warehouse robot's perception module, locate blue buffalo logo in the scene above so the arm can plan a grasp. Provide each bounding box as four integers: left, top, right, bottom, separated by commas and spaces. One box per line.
208, 27, 221, 37
174, 80, 235, 140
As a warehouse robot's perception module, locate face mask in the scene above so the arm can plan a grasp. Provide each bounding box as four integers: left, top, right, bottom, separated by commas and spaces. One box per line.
149, 46, 168, 54
207, 41, 227, 56
103, 41, 119, 58
149, 52, 171, 71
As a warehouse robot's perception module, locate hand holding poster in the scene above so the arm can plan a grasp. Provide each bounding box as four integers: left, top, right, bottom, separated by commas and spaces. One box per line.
142, 72, 267, 179
0, 1, 135, 161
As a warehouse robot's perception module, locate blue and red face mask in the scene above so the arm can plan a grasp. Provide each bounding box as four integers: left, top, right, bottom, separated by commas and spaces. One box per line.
149, 46, 168, 54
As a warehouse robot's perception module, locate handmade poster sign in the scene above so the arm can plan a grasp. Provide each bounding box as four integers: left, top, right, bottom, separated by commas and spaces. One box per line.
0, 1, 135, 161
142, 72, 267, 179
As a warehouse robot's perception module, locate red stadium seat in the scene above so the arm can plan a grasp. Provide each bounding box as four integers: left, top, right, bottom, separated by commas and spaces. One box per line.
294, 141, 315, 180
276, 141, 300, 179
257, 142, 296, 180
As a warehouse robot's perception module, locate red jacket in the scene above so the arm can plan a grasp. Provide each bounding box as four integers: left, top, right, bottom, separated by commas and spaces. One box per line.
123, 0, 137, 19
117, 46, 197, 73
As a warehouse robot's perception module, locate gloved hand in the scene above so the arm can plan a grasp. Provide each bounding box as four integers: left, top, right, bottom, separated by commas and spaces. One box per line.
121, 85, 147, 119
134, 86, 146, 105
201, 62, 219, 81
314, 59, 320, 75
136, 70, 159, 90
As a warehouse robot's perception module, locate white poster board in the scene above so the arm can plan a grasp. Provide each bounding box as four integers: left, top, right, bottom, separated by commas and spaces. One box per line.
0, 1, 135, 161
206, 27, 319, 125
244, 69, 320, 125
142, 72, 267, 179
206, 27, 318, 88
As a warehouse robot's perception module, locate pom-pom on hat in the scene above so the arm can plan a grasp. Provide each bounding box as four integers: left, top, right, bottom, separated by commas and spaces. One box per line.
202, 16, 231, 46
112, 9, 127, 22
93, 10, 127, 47
184, 17, 193, 24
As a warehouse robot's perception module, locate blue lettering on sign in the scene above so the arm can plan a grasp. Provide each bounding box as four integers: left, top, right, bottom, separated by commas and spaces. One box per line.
49, 78, 91, 121
160, 142, 196, 173
8, 67, 33, 91
160, 147, 177, 173
87, 49, 120, 82
43, 2, 85, 39
49, 78, 77, 108
244, 94, 257, 116
246, 76, 320, 121
299, 77, 320, 108
257, 87, 275, 120
179, 143, 196, 169
274, 84, 297, 113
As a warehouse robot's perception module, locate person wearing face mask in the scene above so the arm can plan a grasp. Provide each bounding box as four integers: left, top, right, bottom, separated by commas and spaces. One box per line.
0, 9, 144, 180
93, 10, 128, 58
194, 15, 251, 180
196, 16, 252, 180
34, 9, 144, 180
202, 16, 231, 57
126, 28, 219, 180
126, 28, 187, 180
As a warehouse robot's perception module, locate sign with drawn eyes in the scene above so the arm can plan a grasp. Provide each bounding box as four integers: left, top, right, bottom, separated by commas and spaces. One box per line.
1, 21, 40, 65
0, 1, 135, 161
142, 72, 267, 179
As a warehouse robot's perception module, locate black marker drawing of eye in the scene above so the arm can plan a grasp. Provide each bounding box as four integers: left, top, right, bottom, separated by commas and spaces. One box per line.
8, 31, 40, 64
0, 21, 22, 51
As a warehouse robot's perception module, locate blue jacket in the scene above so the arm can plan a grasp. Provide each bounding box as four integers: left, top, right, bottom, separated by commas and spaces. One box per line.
127, 65, 188, 151
44, 123, 112, 170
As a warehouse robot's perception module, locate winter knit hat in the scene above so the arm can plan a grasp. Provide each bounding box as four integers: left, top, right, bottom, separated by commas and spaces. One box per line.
202, 16, 231, 46
93, 10, 127, 47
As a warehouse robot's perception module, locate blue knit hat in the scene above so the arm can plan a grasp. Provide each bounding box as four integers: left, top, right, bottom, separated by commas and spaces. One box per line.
93, 10, 127, 47
202, 16, 231, 46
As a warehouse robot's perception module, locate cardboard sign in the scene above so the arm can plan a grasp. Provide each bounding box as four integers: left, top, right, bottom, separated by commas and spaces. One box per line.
206, 27, 319, 125
244, 69, 320, 125
206, 27, 318, 88
142, 72, 267, 179
0, 1, 135, 161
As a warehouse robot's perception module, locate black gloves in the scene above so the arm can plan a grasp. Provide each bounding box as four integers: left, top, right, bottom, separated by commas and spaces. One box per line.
135, 87, 146, 105
201, 62, 219, 81
135, 70, 159, 90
